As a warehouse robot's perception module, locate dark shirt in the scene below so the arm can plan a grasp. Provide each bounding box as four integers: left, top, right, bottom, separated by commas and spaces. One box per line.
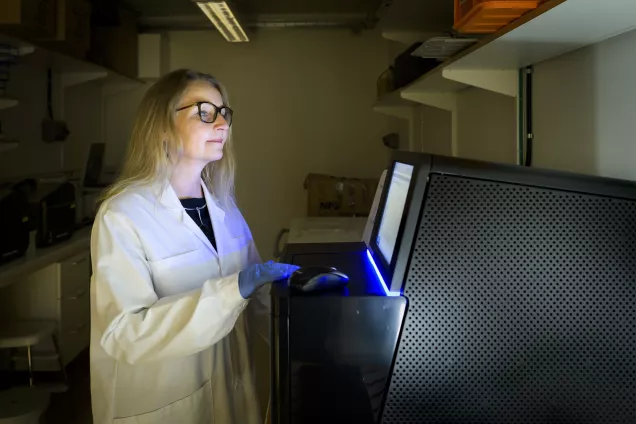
180, 197, 217, 250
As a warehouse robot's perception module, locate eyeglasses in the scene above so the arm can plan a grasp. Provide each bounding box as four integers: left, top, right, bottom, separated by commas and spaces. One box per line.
176, 102, 233, 126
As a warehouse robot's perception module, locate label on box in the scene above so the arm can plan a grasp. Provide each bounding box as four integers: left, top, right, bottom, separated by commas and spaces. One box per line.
304, 173, 379, 218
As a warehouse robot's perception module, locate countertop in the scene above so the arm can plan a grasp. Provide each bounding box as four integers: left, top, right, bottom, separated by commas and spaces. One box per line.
0, 226, 92, 290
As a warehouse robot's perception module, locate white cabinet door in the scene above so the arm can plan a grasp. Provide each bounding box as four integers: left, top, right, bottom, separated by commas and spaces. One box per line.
58, 251, 91, 299
58, 250, 91, 365
1, 249, 92, 369
59, 311, 90, 366
59, 288, 90, 334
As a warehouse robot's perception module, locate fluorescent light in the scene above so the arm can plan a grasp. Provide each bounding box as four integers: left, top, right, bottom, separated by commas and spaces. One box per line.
196, 1, 249, 42
366, 249, 401, 297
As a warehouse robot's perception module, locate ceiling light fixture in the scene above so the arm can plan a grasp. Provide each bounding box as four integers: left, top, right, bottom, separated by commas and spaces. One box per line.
193, 1, 249, 42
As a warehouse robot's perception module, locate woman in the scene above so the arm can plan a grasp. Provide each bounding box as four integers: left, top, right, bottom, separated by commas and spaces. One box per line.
89, 69, 298, 423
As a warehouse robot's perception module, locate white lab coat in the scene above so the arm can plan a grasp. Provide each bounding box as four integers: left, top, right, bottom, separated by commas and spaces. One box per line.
89, 180, 269, 424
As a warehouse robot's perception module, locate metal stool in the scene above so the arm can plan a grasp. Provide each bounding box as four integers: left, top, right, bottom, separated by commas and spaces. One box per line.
0, 321, 68, 390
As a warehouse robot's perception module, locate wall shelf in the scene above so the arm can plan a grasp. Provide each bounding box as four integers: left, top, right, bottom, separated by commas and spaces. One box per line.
0, 39, 35, 57
0, 98, 19, 110
384, 0, 636, 109
0, 32, 143, 88
375, 0, 636, 158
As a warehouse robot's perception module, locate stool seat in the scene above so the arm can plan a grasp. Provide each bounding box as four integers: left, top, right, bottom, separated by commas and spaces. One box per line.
0, 320, 67, 390
0, 322, 57, 349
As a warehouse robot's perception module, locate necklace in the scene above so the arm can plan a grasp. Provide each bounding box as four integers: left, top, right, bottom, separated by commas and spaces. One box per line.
183, 203, 208, 227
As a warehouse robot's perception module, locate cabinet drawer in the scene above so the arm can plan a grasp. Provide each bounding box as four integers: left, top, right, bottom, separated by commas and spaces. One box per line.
59, 251, 91, 298
59, 288, 90, 334
60, 315, 90, 366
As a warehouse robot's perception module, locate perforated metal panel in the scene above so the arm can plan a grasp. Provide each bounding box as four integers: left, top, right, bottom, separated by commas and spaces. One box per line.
382, 175, 636, 424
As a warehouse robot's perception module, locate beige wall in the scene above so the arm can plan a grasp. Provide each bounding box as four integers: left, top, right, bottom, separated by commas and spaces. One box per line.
0, 66, 104, 181
419, 104, 452, 156
382, 41, 414, 153
104, 85, 150, 167
534, 28, 636, 181
456, 87, 517, 164
0, 66, 64, 179
105, 29, 392, 258
400, 88, 515, 162
64, 83, 105, 172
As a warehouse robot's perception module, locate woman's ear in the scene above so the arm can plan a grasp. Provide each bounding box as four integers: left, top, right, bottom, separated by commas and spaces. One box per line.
164, 136, 184, 163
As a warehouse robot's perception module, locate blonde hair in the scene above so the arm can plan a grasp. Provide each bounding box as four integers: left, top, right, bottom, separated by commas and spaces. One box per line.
100, 69, 236, 208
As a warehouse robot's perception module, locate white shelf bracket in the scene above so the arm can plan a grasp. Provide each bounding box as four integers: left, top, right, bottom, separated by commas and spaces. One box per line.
400, 91, 457, 112
61, 71, 109, 88
442, 68, 518, 97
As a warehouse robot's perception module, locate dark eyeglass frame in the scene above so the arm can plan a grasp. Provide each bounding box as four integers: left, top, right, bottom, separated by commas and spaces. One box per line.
176, 101, 233, 126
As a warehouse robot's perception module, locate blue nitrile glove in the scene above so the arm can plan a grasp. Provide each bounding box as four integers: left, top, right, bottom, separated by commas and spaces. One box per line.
238, 261, 300, 299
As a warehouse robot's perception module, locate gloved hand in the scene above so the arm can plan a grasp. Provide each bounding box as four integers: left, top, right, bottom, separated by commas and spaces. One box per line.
238, 261, 300, 299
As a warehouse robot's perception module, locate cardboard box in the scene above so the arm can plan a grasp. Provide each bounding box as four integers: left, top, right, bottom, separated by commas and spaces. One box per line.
0, 0, 58, 39
56, 0, 91, 56
304, 174, 379, 218
88, 3, 138, 78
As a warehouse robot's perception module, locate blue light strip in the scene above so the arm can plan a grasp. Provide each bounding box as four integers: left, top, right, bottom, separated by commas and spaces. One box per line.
366, 249, 401, 297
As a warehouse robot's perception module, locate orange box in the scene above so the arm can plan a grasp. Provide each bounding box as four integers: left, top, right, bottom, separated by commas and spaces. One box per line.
454, 0, 543, 34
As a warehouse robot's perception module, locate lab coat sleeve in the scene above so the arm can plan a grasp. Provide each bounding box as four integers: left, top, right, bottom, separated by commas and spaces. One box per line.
247, 236, 262, 265
245, 235, 271, 344
92, 209, 248, 365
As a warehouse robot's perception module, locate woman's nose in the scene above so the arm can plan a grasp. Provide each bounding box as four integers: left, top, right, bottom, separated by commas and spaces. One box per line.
214, 115, 230, 130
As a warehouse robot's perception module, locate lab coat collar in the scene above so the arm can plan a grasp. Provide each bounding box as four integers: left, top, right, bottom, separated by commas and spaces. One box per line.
154, 179, 227, 255
201, 181, 226, 224
154, 179, 225, 223
203, 182, 232, 262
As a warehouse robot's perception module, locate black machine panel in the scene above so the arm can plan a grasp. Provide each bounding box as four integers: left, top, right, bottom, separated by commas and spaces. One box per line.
382, 174, 636, 423
289, 295, 406, 423
273, 243, 406, 424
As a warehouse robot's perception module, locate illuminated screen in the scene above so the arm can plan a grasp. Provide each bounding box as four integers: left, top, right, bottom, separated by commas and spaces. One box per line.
376, 162, 414, 264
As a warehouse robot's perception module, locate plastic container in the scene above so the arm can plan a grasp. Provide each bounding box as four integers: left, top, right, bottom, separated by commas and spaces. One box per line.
454, 0, 544, 33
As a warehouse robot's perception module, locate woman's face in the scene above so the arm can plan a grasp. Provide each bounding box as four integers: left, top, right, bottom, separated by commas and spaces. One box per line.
174, 81, 230, 166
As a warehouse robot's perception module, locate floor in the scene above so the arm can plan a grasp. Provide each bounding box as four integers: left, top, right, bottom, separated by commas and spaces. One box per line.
42, 349, 93, 424
0, 349, 92, 423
